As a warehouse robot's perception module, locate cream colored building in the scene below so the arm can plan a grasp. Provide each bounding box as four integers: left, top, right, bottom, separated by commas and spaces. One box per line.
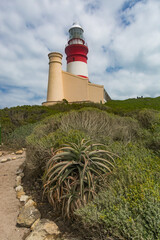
42, 52, 110, 106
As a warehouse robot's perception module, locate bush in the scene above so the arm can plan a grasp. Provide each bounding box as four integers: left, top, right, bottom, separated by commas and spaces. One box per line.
26, 127, 87, 176
76, 144, 160, 239
5, 123, 37, 149
59, 108, 141, 143
43, 139, 116, 218
25, 109, 142, 176
136, 109, 160, 129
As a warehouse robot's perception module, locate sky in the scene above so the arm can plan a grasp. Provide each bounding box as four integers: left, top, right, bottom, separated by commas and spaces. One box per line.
0, 0, 160, 108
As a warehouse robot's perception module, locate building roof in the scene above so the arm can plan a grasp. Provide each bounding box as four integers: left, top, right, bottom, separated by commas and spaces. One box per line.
69, 22, 83, 31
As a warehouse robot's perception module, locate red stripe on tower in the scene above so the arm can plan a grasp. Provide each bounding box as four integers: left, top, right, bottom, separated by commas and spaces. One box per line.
65, 23, 89, 78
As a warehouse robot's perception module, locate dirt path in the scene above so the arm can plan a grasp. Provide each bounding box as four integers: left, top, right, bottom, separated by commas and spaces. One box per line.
0, 152, 29, 240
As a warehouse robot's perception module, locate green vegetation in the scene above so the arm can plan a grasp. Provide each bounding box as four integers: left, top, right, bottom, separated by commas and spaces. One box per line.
105, 96, 160, 114
43, 139, 116, 218
25, 109, 143, 176
0, 103, 108, 148
76, 144, 160, 239
0, 96, 160, 239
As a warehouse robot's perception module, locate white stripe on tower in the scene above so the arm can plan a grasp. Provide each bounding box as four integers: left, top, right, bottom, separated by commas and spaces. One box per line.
67, 61, 88, 77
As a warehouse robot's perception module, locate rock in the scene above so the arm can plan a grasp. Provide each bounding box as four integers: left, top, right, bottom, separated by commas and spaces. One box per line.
25, 230, 47, 240
61, 236, 80, 240
20, 195, 30, 204
11, 152, 15, 155
19, 172, 24, 178
12, 156, 17, 160
31, 218, 41, 230
15, 185, 24, 192
35, 219, 60, 235
15, 185, 25, 198
16, 176, 22, 186
44, 236, 58, 240
1, 158, 8, 163
25, 199, 37, 207
15, 150, 23, 155
17, 190, 25, 199
26, 219, 60, 240
17, 205, 41, 227
0, 151, 3, 157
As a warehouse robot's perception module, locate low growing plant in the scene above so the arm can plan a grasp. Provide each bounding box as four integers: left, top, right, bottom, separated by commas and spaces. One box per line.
43, 139, 116, 218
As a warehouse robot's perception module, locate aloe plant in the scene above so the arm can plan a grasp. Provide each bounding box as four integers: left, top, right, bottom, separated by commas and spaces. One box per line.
43, 139, 116, 218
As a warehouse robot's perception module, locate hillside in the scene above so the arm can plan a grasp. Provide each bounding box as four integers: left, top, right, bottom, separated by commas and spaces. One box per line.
0, 96, 159, 146
105, 96, 160, 113
0, 97, 160, 239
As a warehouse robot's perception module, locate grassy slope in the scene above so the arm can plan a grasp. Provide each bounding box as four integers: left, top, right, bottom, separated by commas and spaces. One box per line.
105, 96, 160, 114
1, 97, 159, 239
0, 97, 159, 145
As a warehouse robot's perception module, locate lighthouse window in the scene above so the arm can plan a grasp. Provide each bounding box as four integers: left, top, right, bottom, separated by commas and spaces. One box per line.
69, 28, 84, 40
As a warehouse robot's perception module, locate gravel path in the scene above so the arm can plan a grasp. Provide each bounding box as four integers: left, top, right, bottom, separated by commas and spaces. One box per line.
0, 152, 29, 240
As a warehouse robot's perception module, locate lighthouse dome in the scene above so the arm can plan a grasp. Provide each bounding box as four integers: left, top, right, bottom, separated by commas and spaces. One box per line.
69, 22, 83, 30
69, 22, 84, 40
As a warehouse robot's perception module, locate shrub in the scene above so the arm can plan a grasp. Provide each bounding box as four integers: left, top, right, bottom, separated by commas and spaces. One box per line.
76, 145, 160, 239
25, 109, 142, 177
5, 123, 37, 149
59, 109, 141, 143
26, 127, 87, 176
136, 109, 160, 129
43, 139, 116, 218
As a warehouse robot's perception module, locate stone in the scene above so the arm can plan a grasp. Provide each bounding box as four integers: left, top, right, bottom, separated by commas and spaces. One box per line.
44, 236, 58, 240
26, 219, 60, 240
17, 205, 41, 227
15, 185, 25, 198
17, 190, 25, 199
15, 185, 24, 192
25, 230, 47, 240
61, 236, 80, 240
0, 151, 3, 157
15, 150, 23, 155
32, 219, 60, 235
11, 152, 15, 155
31, 218, 41, 230
12, 156, 17, 160
1, 158, 8, 163
25, 199, 37, 208
20, 195, 30, 204
19, 172, 24, 178
16, 176, 22, 186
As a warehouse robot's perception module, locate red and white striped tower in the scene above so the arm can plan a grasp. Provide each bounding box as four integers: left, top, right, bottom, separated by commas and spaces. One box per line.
65, 23, 89, 78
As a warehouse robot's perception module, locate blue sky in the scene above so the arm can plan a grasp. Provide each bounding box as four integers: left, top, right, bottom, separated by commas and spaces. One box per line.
0, 0, 160, 108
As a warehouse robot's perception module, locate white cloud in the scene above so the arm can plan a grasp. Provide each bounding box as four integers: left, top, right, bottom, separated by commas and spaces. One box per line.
0, 0, 160, 108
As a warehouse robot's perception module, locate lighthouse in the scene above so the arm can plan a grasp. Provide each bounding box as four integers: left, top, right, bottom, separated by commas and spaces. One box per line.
42, 23, 110, 106
65, 23, 89, 78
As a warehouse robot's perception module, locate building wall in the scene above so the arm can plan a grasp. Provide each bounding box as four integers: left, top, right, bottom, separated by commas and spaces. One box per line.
88, 83, 104, 103
62, 71, 104, 103
62, 71, 88, 102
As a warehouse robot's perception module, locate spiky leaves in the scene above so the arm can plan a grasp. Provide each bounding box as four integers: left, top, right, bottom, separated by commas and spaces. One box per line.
43, 139, 116, 218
